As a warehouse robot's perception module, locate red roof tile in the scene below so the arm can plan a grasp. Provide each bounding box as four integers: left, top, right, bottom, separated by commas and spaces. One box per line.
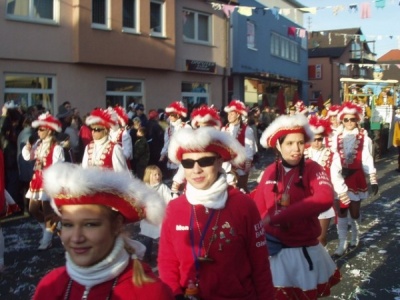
378, 49, 400, 62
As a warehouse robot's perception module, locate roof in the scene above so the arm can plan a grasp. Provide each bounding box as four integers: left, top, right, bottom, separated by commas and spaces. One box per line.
378, 49, 400, 62
308, 28, 364, 58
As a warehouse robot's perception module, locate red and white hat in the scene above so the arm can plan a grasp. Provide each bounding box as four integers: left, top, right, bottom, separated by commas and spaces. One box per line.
190, 105, 222, 129
86, 108, 118, 130
165, 101, 187, 118
168, 127, 246, 167
43, 163, 166, 225
308, 115, 332, 136
32, 112, 62, 132
260, 114, 314, 148
112, 106, 129, 127
325, 105, 341, 118
337, 102, 363, 121
224, 100, 248, 117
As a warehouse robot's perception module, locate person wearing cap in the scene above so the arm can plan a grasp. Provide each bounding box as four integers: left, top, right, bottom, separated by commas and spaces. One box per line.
324, 105, 342, 150
146, 109, 165, 166
22, 112, 65, 250
33, 163, 174, 299
82, 108, 128, 172
158, 127, 274, 300
320, 99, 332, 118
135, 103, 148, 127
305, 115, 336, 247
330, 102, 378, 257
221, 100, 257, 193
170, 105, 222, 195
108, 106, 133, 169
253, 113, 341, 299
159, 101, 191, 178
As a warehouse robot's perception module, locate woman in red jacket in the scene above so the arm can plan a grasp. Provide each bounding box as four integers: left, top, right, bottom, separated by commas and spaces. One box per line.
33, 163, 173, 300
158, 127, 274, 300
253, 114, 341, 299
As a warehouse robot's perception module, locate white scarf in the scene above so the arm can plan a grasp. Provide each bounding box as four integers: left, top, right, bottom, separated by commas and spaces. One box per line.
185, 174, 228, 209
65, 236, 129, 288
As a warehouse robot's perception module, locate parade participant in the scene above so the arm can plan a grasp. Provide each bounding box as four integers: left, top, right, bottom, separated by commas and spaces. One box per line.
305, 115, 335, 247
82, 108, 128, 172
33, 163, 173, 299
171, 105, 222, 195
393, 107, 400, 172
221, 100, 257, 192
108, 106, 133, 168
158, 127, 274, 300
22, 113, 65, 250
253, 113, 341, 299
324, 105, 342, 150
320, 99, 332, 118
159, 101, 190, 178
330, 102, 378, 257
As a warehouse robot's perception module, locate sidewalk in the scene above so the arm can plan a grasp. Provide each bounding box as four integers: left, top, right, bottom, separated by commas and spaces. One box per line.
1, 148, 399, 299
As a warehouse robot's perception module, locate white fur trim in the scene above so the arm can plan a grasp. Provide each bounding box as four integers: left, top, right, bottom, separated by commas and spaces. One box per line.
260, 114, 314, 148
168, 127, 246, 167
309, 125, 325, 135
43, 163, 165, 225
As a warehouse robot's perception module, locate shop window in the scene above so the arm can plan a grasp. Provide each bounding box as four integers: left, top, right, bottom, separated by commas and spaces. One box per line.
4, 74, 55, 111
106, 79, 143, 109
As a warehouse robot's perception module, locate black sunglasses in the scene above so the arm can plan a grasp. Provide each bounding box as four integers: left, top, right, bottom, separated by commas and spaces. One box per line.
313, 137, 324, 142
343, 117, 357, 123
91, 127, 105, 132
181, 156, 218, 169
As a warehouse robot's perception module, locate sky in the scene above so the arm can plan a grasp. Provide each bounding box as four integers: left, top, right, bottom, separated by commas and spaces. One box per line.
299, 0, 400, 58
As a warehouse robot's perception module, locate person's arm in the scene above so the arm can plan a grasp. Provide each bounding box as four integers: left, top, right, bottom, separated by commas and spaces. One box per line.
122, 130, 133, 160
160, 127, 170, 160
52, 144, 65, 163
112, 144, 129, 172
270, 163, 334, 225
158, 204, 184, 297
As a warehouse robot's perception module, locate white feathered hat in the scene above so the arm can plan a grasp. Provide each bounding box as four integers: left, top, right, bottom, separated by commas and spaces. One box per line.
32, 112, 62, 132
190, 105, 222, 129
86, 108, 118, 130
168, 127, 246, 167
224, 100, 248, 117
43, 163, 165, 225
260, 113, 314, 148
165, 101, 188, 118
337, 102, 363, 122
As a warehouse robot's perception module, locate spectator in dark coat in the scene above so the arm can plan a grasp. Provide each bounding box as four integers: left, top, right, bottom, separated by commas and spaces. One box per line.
146, 109, 164, 166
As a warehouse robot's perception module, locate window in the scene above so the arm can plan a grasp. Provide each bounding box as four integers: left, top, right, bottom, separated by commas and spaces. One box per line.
123, 0, 138, 32
247, 21, 256, 49
106, 79, 144, 109
181, 82, 209, 109
92, 0, 110, 29
6, 0, 58, 24
183, 9, 211, 44
270, 33, 299, 63
340, 64, 349, 76
351, 42, 361, 59
150, 1, 165, 36
4, 74, 55, 111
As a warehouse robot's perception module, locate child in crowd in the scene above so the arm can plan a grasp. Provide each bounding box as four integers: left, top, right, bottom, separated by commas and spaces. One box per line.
133, 127, 150, 179
139, 165, 175, 262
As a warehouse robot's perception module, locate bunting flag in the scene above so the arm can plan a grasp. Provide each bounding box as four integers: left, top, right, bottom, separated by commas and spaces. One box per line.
209, 1, 400, 46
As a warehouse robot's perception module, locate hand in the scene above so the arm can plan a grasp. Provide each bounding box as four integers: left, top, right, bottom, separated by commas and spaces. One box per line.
371, 184, 379, 196
159, 155, 165, 162
244, 160, 252, 173
339, 193, 350, 205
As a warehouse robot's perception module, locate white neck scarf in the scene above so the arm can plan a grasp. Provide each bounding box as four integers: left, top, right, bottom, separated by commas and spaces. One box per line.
65, 236, 129, 288
185, 174, 228, 209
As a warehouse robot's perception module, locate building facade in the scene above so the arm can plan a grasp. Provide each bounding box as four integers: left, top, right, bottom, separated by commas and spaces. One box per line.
0, 0, 229, 115
228, 0, 309, 111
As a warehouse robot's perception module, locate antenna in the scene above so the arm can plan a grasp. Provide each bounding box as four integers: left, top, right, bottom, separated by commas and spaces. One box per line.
307, 16, 312, 31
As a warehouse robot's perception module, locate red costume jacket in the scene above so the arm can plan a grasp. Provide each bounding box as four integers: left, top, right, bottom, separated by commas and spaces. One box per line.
158, 187, 274, 300
253, 160, 334, 247
33, 261, 174, 300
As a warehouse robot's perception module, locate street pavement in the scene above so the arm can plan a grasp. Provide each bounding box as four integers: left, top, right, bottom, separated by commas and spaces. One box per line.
1, 148, 400, 299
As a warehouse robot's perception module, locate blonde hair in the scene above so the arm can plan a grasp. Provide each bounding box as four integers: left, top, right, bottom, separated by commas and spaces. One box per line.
143, 165, 162, 183
124, 240, 155, 286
